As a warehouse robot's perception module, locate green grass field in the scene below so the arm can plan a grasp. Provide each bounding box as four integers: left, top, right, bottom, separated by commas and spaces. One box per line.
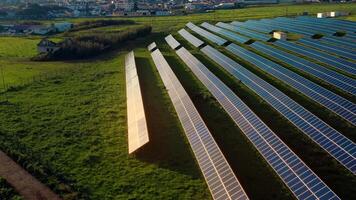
0, 3, 355, 199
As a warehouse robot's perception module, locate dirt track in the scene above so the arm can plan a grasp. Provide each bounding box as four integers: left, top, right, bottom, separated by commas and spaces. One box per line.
0, 150, 61, 200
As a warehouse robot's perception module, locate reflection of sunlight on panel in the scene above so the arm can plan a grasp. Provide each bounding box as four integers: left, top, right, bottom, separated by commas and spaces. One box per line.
186, 22, 227, 46
149, 45, 249, 200
125, 51, 149, 154
178, 29, 204, 48
165, 35, 181, 50
168, 33, 339, 199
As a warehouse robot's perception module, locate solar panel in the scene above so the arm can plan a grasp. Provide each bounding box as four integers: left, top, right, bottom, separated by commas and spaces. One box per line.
274, 17, 337, 35
201, 22, 251, 44
147, 42, 157, 52
227, 43, 356, 125
178, 29, 204, 48
165, 34, 181, 50
258, 19, 356, 49
296, 16, 356, 33
250, 41, 356, 95
298, 38, 356, 61
273, 40, 356, 75
150, 47, 249, 200
226, 22, 272, 41
224, 44, 356, 171
169, 40, 340, 200
186, 22, 227, 46
182, 33, 356, 174
125, 51, 149, 154
235, 23, 273, 35
290, 18, 356, 40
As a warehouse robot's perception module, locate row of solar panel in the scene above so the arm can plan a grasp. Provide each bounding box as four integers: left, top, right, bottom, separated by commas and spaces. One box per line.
206, 22, 356, 93
251, 18, 356, 49
149, 45, 249, 200
226, 20, 356, 61
225, 21, 356, 73
165, 34, 340, 200
188, 22, 356, 126
125, 51, 150, 154
182, 23, 355, 176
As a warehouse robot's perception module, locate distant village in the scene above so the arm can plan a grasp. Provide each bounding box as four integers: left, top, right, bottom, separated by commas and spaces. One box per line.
0, 0, 330, 20
0, 0, 352, 36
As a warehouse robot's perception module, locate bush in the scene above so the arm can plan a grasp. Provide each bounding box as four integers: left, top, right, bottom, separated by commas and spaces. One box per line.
69, 19, 135, 32
35, 25, 152, 60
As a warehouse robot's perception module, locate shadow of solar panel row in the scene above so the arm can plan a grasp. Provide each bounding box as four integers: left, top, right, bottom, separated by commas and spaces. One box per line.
249, 41, 356, 95
170, 39, 340, 200
273, 40, 356, 76
258, 18, 356, 49
220, 22, 271, 41
227, 43, 356, 126
125, 51, 150, 154
186, 22, 227, 46
181, 28, 356, 173
296, 16, 356, 33
273, 17, 356, 41
178, 29, 204, 48
188, 23, 356, 126
165, 34, 181, 50
150, 47, 248, 200
201, 22, 251, 44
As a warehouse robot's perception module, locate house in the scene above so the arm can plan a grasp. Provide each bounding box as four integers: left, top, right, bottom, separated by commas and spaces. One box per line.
37, 39, 60, 54
273, 31, 287, 40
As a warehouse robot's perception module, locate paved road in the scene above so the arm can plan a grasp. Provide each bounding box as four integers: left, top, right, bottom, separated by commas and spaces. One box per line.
0, 150, 61, 200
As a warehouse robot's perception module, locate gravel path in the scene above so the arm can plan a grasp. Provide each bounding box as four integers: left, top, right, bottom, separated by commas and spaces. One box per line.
0, 150, 61, 200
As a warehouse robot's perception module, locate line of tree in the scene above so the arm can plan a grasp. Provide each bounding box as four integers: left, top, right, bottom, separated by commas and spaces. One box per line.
69, 19, 135, 32
34, 25, 152, 61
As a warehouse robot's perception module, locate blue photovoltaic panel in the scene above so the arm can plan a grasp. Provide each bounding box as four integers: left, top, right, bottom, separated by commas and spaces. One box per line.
273, 17, 337, 35
186, 22, 227, 46
289, 18, 356, 40
183, 32, 356, 174
150, 46, 249, 200
178, 29, 204, 48
201, 22, 251, 44
224, 22, 272, 41
250, 41, 356, 95
273, 40, 356, 75
274, 17, 356, 42
227, 43, 356, 126
236, 23, 273, 34
258, 19, 356, 49
298, 38, 356, 61
170, 41, 340, 200
225, 44, 356, 173
296, 16, 356, 34
165, 34, 181, 49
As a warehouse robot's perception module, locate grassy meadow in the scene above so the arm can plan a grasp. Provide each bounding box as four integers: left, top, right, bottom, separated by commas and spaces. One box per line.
0, 2, 355, 199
